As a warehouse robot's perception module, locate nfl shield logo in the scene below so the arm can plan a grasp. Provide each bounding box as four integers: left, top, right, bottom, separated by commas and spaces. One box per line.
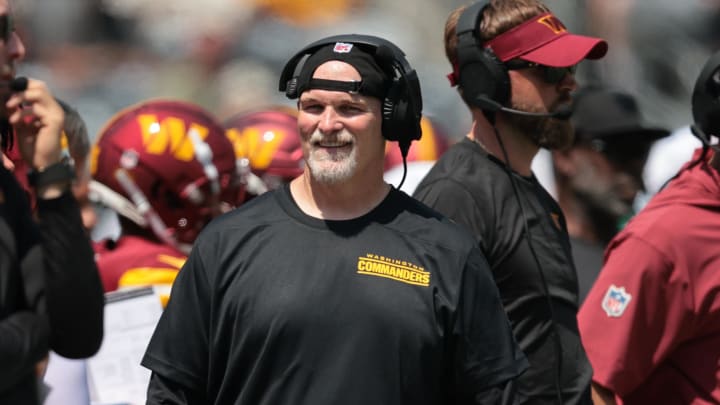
333, 42, 353, 53
601, 284, 632, 317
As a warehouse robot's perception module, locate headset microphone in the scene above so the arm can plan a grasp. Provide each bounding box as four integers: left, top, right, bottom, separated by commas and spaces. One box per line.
475, 95, 573, 120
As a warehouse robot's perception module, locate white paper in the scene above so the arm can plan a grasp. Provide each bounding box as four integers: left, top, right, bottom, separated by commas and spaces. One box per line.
87, 287, 163, 405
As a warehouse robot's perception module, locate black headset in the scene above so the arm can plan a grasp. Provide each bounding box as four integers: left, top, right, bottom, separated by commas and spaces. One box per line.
455, 0, 511, 109
692, 50, 720, 144
278, 34, 423, 156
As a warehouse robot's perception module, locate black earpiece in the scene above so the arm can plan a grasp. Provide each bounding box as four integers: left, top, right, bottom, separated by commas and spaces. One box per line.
455, 0, 511, 110
278, 34, 423, 149
692, 51, 720, 140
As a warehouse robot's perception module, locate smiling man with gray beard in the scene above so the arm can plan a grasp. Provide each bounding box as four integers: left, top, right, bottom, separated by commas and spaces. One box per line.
142, 33, 527, 405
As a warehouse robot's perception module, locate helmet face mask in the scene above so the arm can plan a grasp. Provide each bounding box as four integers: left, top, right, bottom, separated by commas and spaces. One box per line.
91, 99, 240, 248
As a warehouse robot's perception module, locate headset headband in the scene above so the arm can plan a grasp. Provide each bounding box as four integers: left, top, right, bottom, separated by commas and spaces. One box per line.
456, 0, 488, 39
279, 34, 420, 112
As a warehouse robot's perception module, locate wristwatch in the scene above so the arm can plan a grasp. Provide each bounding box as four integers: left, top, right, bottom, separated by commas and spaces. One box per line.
27, 160, 76, 188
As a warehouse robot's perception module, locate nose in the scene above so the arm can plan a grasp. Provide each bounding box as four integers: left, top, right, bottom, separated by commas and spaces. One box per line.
8, 32, 25, 62
317, 106, 342, 134
558, 71, 578, 93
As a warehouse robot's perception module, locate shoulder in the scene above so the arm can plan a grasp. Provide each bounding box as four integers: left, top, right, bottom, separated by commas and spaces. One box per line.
415, 139, 509, 203
620, 173, 715, 253
202, 189, 283, 235
189, 189, 288, 263
387, 190, 479, 255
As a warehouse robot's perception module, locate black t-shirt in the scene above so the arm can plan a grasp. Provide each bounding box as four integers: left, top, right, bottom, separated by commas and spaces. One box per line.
413, 138, 592, 405
569, 237, 605, 305
142, 184, 527, 405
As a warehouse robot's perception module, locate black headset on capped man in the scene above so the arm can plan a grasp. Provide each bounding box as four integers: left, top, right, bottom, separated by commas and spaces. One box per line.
278, 34, 424, 159
455, 0, 571, 119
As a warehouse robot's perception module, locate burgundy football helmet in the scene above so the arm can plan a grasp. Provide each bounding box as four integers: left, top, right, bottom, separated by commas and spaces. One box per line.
224, 106, 304, 194
89, 99, 239, 252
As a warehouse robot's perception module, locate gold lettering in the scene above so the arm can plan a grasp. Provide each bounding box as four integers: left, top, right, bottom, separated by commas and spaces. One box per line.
357, 256, 430, 287
537, 15, 566, 34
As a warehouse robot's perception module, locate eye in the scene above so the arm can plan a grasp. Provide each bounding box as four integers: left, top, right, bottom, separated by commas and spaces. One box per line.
338, 104, 365, 116
299, 102, 324, 114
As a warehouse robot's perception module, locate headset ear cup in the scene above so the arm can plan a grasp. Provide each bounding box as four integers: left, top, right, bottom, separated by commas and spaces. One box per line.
285, 78, 299, 99
382, 94, 398, 141
382, 80, 416, 143
458, 47, 510, 108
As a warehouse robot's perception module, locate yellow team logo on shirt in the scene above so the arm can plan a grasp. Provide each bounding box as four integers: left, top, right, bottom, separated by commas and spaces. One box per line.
357, 254, 430, 287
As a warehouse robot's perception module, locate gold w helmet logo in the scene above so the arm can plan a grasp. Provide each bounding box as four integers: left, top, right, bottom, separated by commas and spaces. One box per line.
138, 114, 211, 162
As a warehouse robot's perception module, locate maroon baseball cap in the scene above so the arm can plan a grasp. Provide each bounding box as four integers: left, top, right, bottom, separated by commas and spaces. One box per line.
486, 13, 607, 67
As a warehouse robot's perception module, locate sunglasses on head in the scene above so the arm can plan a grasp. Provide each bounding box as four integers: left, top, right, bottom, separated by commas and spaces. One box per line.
505, 59, 577, 84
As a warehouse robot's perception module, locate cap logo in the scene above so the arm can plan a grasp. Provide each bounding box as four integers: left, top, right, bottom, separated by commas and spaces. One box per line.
537, 14, 566, 34
333, 42, 354, 53
601, 284, 632, 317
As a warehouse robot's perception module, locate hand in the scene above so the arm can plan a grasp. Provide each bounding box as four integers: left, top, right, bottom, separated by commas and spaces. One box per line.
5, 78, 64, 170
35, 353, 49, 378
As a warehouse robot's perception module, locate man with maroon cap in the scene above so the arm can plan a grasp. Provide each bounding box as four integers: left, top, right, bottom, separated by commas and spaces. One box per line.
414, 1, 607, 404
142, 33, 527, 404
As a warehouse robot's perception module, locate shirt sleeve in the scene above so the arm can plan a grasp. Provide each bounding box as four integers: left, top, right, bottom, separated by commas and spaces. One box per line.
577, 233, 691, 396
146, 371, 206, 405
454, 247, 528, 403
142, 238, 212, 394
35, 191, 104, 358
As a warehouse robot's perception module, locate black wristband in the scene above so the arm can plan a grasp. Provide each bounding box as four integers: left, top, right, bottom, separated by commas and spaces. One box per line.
27, 161, 76, 188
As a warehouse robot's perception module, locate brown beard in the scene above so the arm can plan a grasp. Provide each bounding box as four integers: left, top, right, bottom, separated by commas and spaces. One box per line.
506, 101, 574, 150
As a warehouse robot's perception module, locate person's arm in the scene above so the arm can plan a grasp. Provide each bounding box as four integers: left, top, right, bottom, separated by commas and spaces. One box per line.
578, 233, 687, 398
591, 382, 617, 405
36, 190, 104, 358
141, 234, 213, 401
10, 79, 104, 358
454, 247, 528, 404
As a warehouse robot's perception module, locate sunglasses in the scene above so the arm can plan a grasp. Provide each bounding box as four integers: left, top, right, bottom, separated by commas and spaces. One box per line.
0, 14, 14, 43
505, 59, 577, 84
586, 138, 652, 164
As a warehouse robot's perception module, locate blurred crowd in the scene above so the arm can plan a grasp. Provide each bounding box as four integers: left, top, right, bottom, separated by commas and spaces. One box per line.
9, 0, 720, 144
